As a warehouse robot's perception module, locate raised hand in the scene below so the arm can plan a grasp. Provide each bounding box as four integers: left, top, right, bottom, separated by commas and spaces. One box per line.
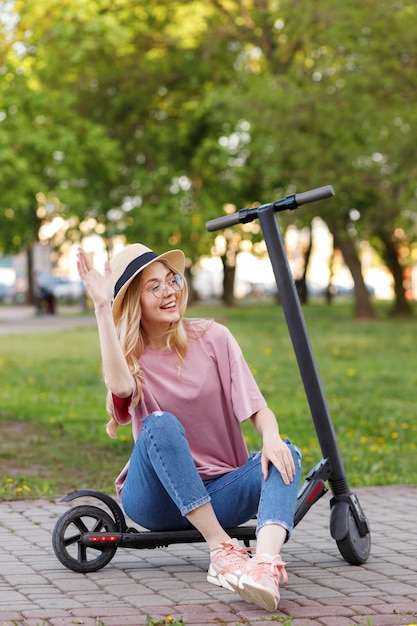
76, 248, 114, 308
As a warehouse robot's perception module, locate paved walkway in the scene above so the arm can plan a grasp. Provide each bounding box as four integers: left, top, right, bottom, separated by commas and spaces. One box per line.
1, 486, 417, 626
1, 307, 417, 625
0, 305, 97, 335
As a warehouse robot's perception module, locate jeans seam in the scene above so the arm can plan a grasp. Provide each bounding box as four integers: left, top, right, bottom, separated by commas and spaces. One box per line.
143, 422, 210, 517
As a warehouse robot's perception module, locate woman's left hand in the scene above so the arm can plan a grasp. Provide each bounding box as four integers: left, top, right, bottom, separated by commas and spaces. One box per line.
261, 434, 296, 484
251, 406, 296, 484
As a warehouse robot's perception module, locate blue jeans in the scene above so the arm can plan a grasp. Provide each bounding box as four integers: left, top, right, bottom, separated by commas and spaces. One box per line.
122, 411, 302, 538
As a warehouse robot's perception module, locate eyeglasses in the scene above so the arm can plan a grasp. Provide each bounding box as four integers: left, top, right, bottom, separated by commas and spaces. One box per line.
142, 274, 184, 299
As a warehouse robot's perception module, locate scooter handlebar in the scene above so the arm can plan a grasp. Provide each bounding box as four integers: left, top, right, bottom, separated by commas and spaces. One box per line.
206, 185, 335, 232
294, 185, 335, 207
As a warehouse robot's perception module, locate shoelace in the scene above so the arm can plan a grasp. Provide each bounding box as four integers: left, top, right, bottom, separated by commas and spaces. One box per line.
215, 542, 252, 572
249, 556, 289, 585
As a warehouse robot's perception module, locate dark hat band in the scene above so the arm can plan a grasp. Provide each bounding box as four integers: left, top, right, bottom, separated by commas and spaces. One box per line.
114, 251, 158, 299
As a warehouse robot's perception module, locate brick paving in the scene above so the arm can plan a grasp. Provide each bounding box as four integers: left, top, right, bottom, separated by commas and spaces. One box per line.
1, 308, 417, 625
0, 486, 416, 626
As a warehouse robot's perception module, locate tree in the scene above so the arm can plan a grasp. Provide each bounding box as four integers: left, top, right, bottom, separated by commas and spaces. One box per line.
0, 0, 123, 299
2, 0, 416, 315
1, 0, 236, 276
183, 0, 417, 315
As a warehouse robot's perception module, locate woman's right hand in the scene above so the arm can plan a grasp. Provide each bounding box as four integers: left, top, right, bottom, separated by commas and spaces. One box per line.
76, 247, 113, 309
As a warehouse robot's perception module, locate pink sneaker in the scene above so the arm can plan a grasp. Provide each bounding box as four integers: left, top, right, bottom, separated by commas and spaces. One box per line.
237, 554, 288, 611
207, 539, 251, 592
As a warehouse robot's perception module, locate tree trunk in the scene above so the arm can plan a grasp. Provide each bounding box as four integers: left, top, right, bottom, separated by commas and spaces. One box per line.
380, 235, 414, 317
222, 257, 236, 306
331, 228, 376, 319
220, 230, 238, 306
185, 267, 198, 305
26, 245, 35, 305
296, 223, 313, 305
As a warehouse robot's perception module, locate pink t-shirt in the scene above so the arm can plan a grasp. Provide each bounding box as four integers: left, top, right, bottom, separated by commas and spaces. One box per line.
113, 319, 266, 496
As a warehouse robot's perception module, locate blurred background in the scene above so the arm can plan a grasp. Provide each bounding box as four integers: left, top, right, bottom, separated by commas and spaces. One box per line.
1, 0, 416, 317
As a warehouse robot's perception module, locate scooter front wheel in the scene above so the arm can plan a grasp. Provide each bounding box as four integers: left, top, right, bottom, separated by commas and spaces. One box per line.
335, 505, 371, 565
52, 504, 117, 572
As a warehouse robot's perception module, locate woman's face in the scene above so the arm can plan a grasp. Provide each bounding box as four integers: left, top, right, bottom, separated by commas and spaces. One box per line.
139, 261, 182, 333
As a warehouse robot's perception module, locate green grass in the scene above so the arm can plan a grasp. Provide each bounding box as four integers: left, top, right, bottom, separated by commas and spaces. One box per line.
1, 301, 416, 500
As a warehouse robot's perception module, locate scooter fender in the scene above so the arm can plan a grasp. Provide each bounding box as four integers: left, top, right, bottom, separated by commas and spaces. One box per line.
329, 499, 350, 541
59, 489, 128, 532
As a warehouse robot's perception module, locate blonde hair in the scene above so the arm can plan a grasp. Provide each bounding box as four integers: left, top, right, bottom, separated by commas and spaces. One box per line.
105, 261, 189, 438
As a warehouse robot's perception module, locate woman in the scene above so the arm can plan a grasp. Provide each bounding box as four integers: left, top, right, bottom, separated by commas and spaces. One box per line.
77, 243, 301, 612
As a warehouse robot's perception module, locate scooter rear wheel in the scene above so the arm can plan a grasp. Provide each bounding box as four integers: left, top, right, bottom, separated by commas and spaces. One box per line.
52, 504, 117, 572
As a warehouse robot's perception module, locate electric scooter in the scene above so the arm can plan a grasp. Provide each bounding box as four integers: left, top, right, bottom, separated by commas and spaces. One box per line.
52, 185, 370, 574
206, 184, 371, 565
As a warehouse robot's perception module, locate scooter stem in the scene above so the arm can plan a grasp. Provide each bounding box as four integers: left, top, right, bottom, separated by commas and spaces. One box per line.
258, 203, 349, 496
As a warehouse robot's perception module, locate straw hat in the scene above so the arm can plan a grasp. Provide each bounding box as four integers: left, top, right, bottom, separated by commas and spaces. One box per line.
110, 243, 185, 319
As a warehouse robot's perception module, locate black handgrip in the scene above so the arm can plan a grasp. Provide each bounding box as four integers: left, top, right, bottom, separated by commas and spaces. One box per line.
294, 185, 334, 207
206, 212, 243, 232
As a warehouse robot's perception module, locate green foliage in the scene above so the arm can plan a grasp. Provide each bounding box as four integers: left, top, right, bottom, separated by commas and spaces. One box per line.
0, 302, 416, 501
0, 1, 123, 252
1, 0, 417, 310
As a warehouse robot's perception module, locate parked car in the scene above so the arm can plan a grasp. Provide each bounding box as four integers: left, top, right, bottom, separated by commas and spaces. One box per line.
0, 283, 14, 303
51, 277, 85, 302
36, 273, 85, 304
